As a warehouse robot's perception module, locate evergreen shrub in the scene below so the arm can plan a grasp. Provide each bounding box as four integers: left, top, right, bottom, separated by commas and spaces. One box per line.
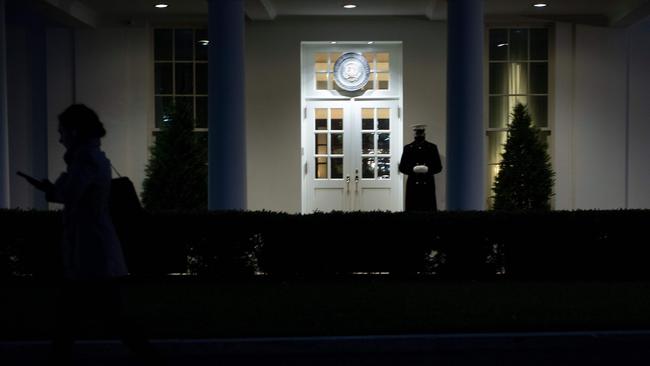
493, 103, 555, 210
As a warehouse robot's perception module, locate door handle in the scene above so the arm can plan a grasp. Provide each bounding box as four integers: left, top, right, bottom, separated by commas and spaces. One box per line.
355, 169, 359, 192
346, 175, 350, 193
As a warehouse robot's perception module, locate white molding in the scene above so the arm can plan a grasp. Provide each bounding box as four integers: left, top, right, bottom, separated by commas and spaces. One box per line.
40, 0, 97, 28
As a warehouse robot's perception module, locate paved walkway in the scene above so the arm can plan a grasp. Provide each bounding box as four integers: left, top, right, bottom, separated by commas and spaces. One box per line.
3, 331, 650, 365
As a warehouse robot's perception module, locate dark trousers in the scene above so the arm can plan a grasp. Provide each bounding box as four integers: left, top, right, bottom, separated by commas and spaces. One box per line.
50, 278, 158, 364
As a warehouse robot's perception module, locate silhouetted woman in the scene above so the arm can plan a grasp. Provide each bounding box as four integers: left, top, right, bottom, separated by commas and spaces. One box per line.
43, 104, 156, 364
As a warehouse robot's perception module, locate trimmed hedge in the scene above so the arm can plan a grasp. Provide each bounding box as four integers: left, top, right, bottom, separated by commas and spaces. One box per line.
1, 209, 649, 280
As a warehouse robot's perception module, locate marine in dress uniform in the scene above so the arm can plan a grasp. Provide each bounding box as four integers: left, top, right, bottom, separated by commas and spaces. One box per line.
398, 124, 442, 211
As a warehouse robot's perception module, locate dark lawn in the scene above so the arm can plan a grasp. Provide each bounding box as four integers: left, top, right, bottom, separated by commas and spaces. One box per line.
3, 278, 650, 340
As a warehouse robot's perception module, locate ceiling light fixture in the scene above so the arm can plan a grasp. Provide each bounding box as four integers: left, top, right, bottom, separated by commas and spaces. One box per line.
533, 3, 547, 8
497, 43, 508, 47
343, 4, 357, 9
330, 41, 338, 44
368, 41, 374, 45
155, 3, 168, 8
198, 40, 210, 46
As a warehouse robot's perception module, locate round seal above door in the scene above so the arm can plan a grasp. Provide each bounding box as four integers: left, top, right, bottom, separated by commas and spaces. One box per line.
333, 52, 371, 92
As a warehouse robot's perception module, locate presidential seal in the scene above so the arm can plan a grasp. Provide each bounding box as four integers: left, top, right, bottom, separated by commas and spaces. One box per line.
333, 52, 371, 92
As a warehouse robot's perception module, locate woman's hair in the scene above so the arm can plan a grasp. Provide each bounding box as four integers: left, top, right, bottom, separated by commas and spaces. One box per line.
58, 104, 106, 139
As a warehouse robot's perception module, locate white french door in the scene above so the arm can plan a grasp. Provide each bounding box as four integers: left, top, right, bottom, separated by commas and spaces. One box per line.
303, 100, 402, 212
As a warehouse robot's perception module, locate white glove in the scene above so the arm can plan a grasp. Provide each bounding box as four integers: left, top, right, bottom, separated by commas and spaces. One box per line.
413, 165, 428, 174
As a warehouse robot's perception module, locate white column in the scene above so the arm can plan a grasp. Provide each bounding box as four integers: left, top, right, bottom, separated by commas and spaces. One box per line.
0, 0, 9, 208
207, 0, 247, 210
446, 0, 485, 210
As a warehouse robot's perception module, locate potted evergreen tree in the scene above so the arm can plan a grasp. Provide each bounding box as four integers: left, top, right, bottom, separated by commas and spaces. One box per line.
492, 103, 555, 210
141, 103, 207, 210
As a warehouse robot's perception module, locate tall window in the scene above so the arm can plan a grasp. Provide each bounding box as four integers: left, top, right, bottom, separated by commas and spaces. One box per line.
487, 28, 550, 206
154, 28, 208, 135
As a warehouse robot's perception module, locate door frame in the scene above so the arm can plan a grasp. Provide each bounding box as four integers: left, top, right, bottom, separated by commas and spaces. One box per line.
301, 42, 403, 213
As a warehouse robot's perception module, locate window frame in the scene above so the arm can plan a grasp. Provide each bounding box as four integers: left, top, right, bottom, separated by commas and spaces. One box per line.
484, 25, 554, 208
152, 27, 209, 141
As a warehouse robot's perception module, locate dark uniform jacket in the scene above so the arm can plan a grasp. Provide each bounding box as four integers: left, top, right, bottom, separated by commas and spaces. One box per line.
398, 139, 442, 211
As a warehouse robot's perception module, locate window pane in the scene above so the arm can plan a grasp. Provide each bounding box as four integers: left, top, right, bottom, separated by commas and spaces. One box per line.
489, 29, 508, 61
529, 62, 548, 94
195, 29, 208, 61
196, 96, 208, 128
376, 52, 389, 63
329, 53, 341, 71
489, 96, 508, 129
175, 29, 193, 61
175, 97, 194, 119
175, 63, 193, 94
316, 73, 328, 90
362, 133, 374, 154
529, 96, 548, 128
196, 63, 207, 95
315, 133, 328, 154
488, 131, 507, 165
315, 53, 327, 63
315, 109, 327, 130
377, 133, 390, 154
331, 158, 343, 179
362, 158, 375, 179
509, 29, 528, 61
331, 109, 343, 130
154, 29, 173, 61
530, 28, 548, 60
362, 74, 375, 91
155, 96, 173, 128
376, 62, 389, 72
315, 157, 327, 179
316, 53, 329, 73
508, 96, 528, 122
489, 63, 508, 94
363, 52, 375, 65
377, 157, 390, 179
155, 63, 173, 94
331, 133, 343, 154
376, 53, 389, 71
377, 108, 390, 130
508, 62, 528, 94
378, 72, 389, 90
362, 108, 374, 130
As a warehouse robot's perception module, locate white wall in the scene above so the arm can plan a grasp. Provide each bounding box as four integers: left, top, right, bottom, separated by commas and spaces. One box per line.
628, 18, 650, 208
552, 23, 575, 210
46, 27, 74, 209
573, 24, 628, 209
554, 21, 650, 209
246, 17, 447, 212
74, 26, 151, 197
7, 13, 48, 209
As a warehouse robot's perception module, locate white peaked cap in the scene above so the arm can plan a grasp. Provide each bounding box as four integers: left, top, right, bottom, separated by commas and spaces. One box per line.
411, 124, 427, 131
